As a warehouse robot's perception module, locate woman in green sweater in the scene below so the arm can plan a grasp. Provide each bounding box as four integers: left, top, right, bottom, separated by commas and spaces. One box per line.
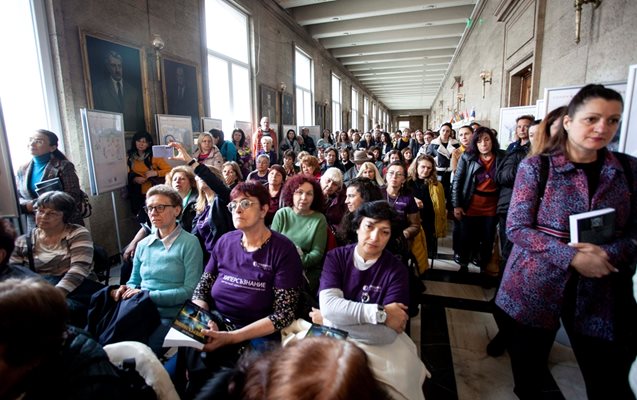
271, 174, 327, 296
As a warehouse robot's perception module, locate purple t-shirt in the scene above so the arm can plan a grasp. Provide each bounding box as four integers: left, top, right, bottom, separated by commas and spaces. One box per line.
206, 230, 303, 327
319, 244, 409, 306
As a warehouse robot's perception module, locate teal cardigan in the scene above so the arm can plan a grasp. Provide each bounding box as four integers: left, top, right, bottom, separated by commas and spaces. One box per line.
128, 227, 203, 319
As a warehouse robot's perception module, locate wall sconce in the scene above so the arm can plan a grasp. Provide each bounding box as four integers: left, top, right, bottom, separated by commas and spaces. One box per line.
480, 70, 492, 98
457, 93, 466, 106
323, 99, 330, 107
574, 0, 601, 44
279, 82, 287, 92
152, 34, 165, 81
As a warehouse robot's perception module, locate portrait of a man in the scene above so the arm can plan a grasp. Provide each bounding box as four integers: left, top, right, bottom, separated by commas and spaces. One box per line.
82, 33, 147, 132
163, 58, 201, 132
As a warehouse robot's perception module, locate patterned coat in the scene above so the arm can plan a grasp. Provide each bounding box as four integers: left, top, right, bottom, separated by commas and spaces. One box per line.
16, 155, 84, 231
495, 150, 637, 340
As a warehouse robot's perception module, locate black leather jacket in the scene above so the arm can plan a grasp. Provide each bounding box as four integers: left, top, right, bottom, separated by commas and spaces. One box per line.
495, 142, 530, 214
452, 150, 505, 210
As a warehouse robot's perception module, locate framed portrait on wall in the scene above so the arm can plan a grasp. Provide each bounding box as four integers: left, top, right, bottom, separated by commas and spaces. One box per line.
162, 57, 203, 133
282, 92, 294, 125
260, 85, 278, 124
79, 29, 149, 133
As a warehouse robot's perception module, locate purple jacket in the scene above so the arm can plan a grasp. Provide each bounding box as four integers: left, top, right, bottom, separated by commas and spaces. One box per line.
496, 150, 637, 340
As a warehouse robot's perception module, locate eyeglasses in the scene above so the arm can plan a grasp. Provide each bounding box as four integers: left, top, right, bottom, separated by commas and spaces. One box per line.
143, 204, 175, 214
35, 208, 63, 217
386, 171, 405, 177
227, 199, 255, 213
28, 137, 46, 145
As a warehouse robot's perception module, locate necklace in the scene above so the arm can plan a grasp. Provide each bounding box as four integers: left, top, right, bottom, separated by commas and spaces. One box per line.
386, 190, 399, 207
241, 231, 272, 252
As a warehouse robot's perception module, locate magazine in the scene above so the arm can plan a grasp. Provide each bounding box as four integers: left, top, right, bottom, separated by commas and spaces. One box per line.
163, 300, 213, 350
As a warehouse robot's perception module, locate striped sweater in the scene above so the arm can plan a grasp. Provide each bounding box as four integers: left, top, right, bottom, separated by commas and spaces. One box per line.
10, 224, 93, 294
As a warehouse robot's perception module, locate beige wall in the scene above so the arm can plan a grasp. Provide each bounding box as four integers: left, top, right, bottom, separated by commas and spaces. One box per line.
45, 0, 382, 255
429, 0, 637, 131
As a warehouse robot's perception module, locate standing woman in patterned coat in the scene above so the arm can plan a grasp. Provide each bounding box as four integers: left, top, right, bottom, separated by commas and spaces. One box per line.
16, 129, 84, 231
495, 84, 637, 400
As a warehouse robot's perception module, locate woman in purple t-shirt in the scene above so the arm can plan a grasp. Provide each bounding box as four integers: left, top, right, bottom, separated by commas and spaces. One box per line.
312, 200, 410, 345
182, 182, 303, 393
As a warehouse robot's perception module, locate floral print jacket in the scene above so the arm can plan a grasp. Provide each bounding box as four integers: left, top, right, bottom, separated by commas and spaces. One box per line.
496, 150, 637, 340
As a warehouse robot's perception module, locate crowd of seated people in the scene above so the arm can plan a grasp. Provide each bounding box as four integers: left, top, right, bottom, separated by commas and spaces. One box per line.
5, 84, 637, 399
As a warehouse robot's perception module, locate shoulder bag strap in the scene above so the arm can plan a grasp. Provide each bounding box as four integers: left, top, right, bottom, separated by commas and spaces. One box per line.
25, 228, 35, 272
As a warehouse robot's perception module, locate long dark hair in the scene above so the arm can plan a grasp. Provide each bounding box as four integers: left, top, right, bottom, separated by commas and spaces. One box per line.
544, 84, 623, 156
232, 128, 246, 147
127, 131, 154, 169
36, 129, 68, 161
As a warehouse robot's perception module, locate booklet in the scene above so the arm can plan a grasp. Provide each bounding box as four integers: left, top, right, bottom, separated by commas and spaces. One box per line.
569, 207, 616, 245
34, 177, 63, 196
304, 323, 349, 340
163, 300, 213, 350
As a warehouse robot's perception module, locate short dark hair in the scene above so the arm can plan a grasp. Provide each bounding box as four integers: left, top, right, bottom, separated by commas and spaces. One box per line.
283, 149, 297, 162
515, 115, 535, 123
346, 178, 382, 203
0, 278, 68, 367
351, 200, 401, 242
440, 122, 452, 130
231, 181, 271, 207
209, 128, 225, 142
280, 174, 324, 212
0, 219, 16, 266
35, 191, 77, 223
324, 147, 338, 157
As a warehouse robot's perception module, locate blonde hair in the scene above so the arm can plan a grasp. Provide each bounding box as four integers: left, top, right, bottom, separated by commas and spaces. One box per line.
195, 166, 224, 214
357, 162, 385, 186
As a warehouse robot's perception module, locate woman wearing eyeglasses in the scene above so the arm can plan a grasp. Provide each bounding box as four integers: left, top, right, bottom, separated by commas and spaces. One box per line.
181, 181, 303, 395
16, 129, 85, 232
110, 185, 203, 353
10, 191, 98, 326
382, 161, 421, 242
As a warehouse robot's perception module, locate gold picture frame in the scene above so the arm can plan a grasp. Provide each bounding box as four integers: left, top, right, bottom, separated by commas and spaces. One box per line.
79, 29, 151, 133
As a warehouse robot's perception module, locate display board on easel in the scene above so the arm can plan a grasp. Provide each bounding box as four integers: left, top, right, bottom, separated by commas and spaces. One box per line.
80, 109, 127, 196
0, 101, 19, 218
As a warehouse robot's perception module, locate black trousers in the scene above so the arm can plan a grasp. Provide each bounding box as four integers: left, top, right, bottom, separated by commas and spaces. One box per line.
457, 215, 498, 270
507, 277, 637, 400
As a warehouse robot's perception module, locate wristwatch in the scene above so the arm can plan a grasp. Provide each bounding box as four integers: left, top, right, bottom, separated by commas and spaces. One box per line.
187, 158, 197, 166
376, 304, 387, 324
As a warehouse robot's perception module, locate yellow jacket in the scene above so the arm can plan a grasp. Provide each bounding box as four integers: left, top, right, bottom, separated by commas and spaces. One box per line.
429, 181, 447, 238
128, 156, 172, 194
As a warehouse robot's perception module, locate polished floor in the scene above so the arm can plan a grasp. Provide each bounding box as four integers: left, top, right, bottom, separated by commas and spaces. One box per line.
411, 233, 587, 400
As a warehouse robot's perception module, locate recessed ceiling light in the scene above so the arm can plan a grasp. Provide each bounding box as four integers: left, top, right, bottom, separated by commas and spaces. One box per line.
424, 22, 433, 26
332, 17, 340, 21
343, 32, 349, 35
351, 43, 357, 46
426, 5, 435, 9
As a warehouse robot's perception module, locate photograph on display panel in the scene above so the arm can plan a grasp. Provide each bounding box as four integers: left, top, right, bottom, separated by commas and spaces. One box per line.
80, 29, 149, 133
162, 57, 203, 133
498, 105, 536, 149
156, 114, 194, 167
